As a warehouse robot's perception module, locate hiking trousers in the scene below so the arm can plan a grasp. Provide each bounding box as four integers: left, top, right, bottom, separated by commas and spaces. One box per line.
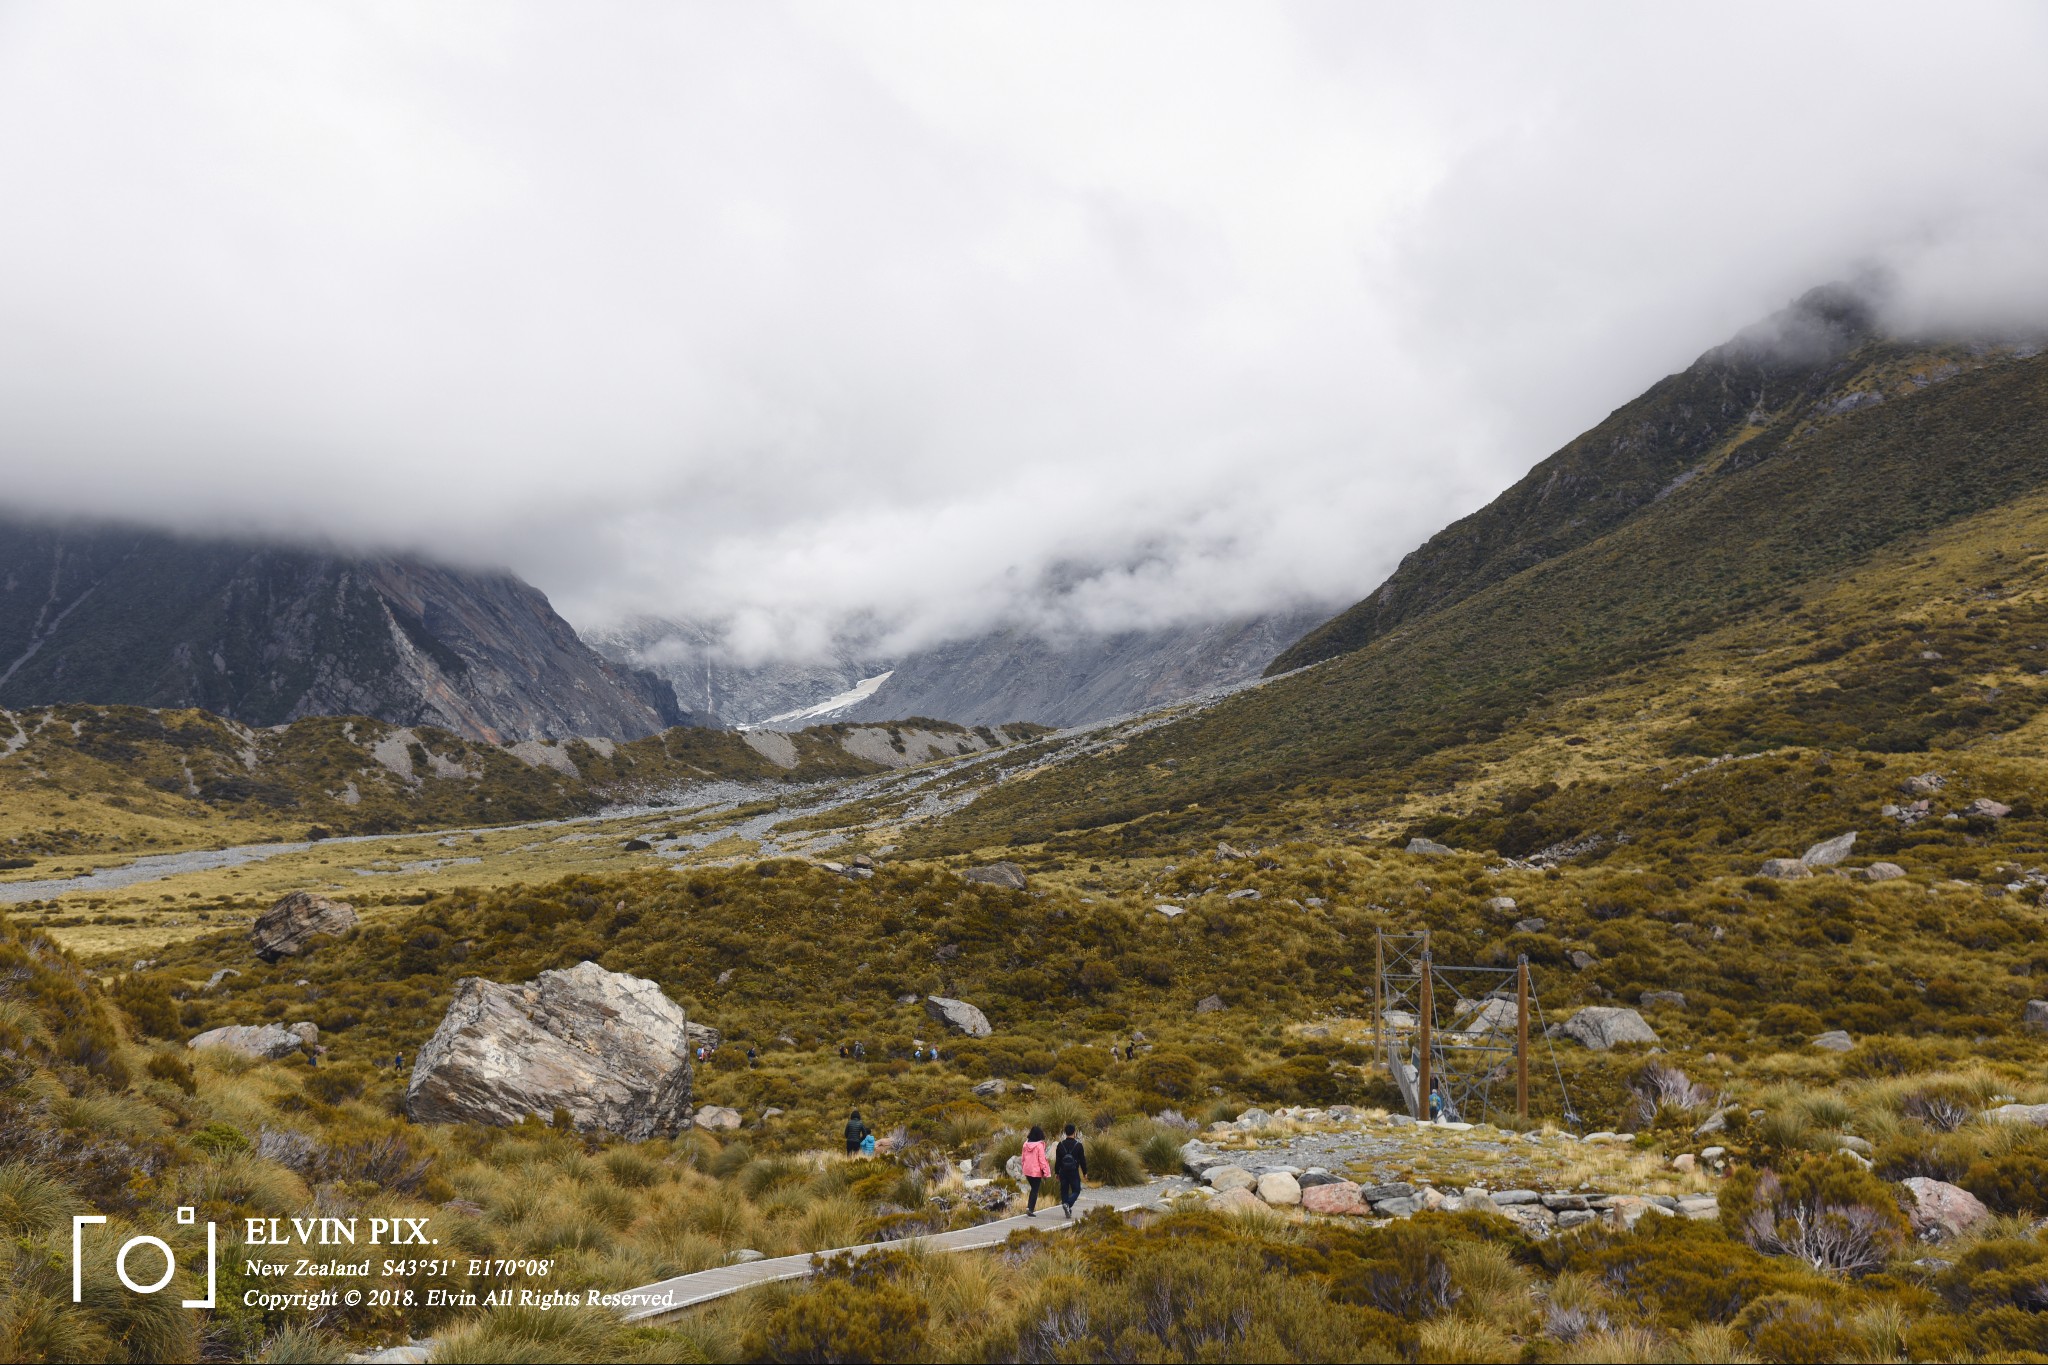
1058, 1172, 1082, 1211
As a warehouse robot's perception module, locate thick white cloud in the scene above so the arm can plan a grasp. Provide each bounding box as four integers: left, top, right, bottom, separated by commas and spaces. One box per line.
0, 2, 2044, 658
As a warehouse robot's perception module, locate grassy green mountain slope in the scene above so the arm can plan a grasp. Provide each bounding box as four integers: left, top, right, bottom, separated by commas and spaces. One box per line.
933, 344, 2048, 851
1270, 284, 2013, 676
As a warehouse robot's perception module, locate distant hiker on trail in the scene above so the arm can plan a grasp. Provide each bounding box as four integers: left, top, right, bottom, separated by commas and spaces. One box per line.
838, 1045, 848, 1058
1054, 1123, 1087, 1217
1020, 1125, 1052, 1216
844, 1110, 869, 1157
860, 1130, 877, 1158
1428, 1080, 1446, 1122
746, 1046, 757, 1067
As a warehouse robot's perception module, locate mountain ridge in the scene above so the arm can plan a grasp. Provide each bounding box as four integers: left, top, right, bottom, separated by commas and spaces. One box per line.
0, 515, 687, 743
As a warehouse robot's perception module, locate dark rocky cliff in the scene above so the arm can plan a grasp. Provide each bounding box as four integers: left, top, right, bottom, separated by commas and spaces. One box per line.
0, 516, 685, 742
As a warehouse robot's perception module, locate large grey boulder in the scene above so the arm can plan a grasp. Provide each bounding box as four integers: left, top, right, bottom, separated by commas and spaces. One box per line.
924, 995, 992, 1037
1559, 1007, 1659, 1050
1963, 798, 2013, 820
1405, 837, 1455, 857
1863, 862, 1907, 882
187, 1023, 307, 1061
250, 892, 357, 962
406, 961, 718, 1138
961, 862, 1028, 891
1811, 1030, 1855, 1052
1801, 832, 1857, 867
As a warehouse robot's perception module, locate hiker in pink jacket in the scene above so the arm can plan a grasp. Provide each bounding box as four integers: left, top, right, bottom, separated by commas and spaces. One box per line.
1020, 1125, 1052, 1216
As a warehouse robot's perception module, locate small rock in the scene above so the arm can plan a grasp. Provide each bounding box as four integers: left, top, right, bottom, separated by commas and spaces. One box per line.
1694, 1108, 1732, 1136
1863, 862, 1907, 882
972, 1078, 1008, 1100
924, 996, 993, 1037
622, 838, 652, 852
1360, 1183, 1415, 1202
1194, 994, 1226, 1014
1211, 1186, 1265, 1213
1964, 798, 2013, 820
694, 1105, 743, 1131
1226, 888, 1262, 901
1640, 990, 1687, 1010
1300, 1180, 1367, 1215
1372, 1195, 1421, 1217
1486, 896, 1518, 915
1492, 1189, 1541, 1206
717, 969, 737, 986
1205, 1165, 1256, 1192
1570, 950, 1597, 971
1557, 1209, 1596, 1229
1676, 1196, 1719, 1220
1801, 832, 1857, 867
1902, 773, 1946, 796
760, 1108, 784, 1123
1297, 1172, 1344, 1188
1256, 1172, 1302, 1206
1902, 1177, 1992, 1241
204, 968, 241, 991
731, 1249, 765, 1263
1406, 837, 1455, 857
1514, 918, 1548, 934
1215, 842, 1253, 861
1236, 1107, 1273, 1128
288, 1021, 318, 1045
1759, 858, 1812, 880
1701, 1146, 1727, 1161
1155, 904, 1185, 918
1541, 1194, 1590, 1211
2023, 1001, 2048, 1034
1670, 1153, 1696, 1173
1811, 1030, 1855, 1052
1502, 1204, 1557, 1236
961, 862, 1029, 891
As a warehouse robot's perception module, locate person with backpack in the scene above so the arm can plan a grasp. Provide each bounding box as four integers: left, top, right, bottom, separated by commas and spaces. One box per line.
844, 1109, 869, 1157
1019, 1125, 1052, 1216
860, 1130, 878, 1158
1054, 1123, 1087, 1217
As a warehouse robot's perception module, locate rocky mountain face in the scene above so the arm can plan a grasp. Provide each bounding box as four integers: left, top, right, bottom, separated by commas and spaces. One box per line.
0, 516, 685, 742
591, 608, 1330, 731
1270, 282, 2021, 675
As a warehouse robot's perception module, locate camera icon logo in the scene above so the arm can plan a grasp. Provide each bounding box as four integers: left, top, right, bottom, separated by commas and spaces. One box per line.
73, 1206, 217, 1307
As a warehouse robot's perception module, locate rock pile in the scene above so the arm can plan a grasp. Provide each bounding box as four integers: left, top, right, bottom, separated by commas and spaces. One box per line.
406, 961, 719, 1138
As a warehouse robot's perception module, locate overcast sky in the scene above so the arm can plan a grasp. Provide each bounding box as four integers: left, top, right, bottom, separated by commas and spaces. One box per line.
2, 3, 2046, 662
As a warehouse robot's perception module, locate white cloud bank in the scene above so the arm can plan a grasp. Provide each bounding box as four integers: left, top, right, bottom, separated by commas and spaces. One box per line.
0, 2, 2044, 661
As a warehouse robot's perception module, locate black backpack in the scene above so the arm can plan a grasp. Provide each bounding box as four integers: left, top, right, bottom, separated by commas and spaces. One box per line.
1055, 1139, 1081, 1174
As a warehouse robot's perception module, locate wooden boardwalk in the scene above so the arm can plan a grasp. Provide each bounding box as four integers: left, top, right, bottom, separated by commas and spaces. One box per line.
616, 1179, 1180, 1323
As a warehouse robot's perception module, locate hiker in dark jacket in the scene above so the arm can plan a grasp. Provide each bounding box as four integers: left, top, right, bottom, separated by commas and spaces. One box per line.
1054, 1123, 1087, 1216
844, 1110, 870, 1157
